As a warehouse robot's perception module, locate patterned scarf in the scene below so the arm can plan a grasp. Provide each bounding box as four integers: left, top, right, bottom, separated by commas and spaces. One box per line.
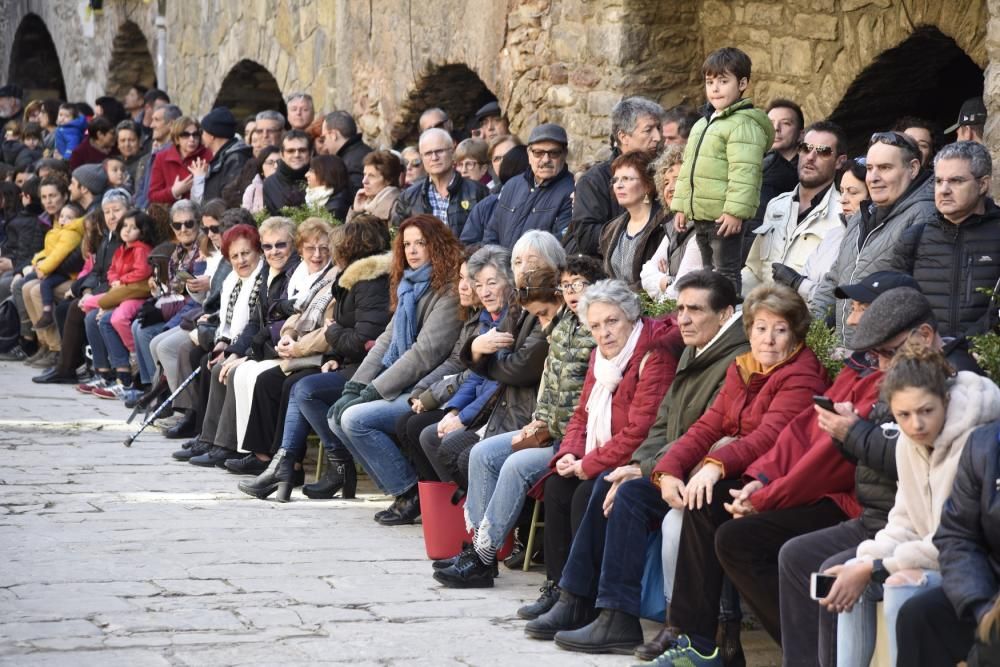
224, 265, 264, 329
293, 268, 339, 336
382, 262, 433, 367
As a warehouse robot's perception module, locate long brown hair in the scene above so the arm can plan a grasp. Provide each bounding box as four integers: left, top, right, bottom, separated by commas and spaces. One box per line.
389, 214, 462, 310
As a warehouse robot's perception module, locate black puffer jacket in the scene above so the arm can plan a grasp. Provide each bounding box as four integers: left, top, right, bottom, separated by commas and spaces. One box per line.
390, 171, 489, 237
323, 252, 392, 378
935, 420, 1000, 624
565, 157, 619, 257
2, 211, 47, 273
892, 200, 1000, 338
203, 138, 252, 202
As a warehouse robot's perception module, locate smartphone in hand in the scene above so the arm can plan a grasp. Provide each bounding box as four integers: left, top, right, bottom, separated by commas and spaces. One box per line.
810, 572, 837, 600
813, 395, 836, 413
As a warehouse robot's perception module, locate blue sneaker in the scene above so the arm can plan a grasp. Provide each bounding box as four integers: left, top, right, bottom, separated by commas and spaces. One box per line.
635, 635, 722, 667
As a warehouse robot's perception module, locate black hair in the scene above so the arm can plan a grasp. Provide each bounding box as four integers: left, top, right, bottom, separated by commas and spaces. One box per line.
768, 98, 805, 132
564, 254, 607, 284
498, 145, 530, 185
122, 209, 161, 246
804, 120, 848, 156
674, 269, 741, 311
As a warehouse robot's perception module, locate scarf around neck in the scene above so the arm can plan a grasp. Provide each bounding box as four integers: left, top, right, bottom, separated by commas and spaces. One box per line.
382, 262, 433, 367
585, 319, 644, 454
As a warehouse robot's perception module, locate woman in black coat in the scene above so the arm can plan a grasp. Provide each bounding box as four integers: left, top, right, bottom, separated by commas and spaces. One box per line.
238, 218, 393, 501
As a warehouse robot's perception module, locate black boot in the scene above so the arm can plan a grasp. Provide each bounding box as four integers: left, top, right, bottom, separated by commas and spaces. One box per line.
716, 619, 745, 667
377, 487, 420, 525
524, 590, 597, 640
517, 580, 560, 620
554, 608, 643, 654
302, 452, 357, 499
238, 450, 286, 500
275, 450, 299, 503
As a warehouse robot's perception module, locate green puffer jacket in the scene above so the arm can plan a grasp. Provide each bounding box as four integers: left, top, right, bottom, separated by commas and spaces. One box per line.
533, 307, 596, 440
671, 99, 774, 222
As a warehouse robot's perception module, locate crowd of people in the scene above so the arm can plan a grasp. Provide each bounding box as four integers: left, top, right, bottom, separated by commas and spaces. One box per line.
3, 43, 1000, 666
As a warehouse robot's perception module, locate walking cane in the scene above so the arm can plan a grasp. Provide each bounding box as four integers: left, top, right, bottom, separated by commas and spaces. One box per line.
123, 366, 201, 447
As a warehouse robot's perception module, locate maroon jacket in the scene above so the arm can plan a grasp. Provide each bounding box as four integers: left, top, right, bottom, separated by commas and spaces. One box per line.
148, 144, 213, 204
552, 316, 684, 479
653, 345, 829, 480
68, 138, 116, 169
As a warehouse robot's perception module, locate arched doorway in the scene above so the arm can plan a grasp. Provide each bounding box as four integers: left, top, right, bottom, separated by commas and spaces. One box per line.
7, 14, 66, 101
391, 64, 498, 147
829, 26, 983, 157
212, 60, 286, 126
106, 21, 157, 100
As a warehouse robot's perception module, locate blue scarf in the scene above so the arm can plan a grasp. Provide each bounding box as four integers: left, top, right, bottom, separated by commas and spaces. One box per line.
382, 262, 433, 367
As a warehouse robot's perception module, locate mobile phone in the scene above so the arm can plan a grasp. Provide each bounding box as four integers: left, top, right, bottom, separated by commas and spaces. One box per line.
175, 269, 195, 282
810, 572, 837, 600
812, 395, 836, 413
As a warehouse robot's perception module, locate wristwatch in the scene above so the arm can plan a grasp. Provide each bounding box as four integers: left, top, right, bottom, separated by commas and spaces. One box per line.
871, 559, 890, 584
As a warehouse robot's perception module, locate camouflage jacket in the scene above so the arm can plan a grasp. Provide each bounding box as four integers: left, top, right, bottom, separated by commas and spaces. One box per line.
534, 306, 596, 439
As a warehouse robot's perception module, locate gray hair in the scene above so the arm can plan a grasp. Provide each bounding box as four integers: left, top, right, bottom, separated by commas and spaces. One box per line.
323, 110, 357, 138
101, 187, 132, 208
467, 244, 515, 295
170, 199, 201, 223
934, 141, 992, 179
420, 107, 449, 124
611, 96, 665, 141
256, 109, 286, 126
258, 216, 298, 244
511, 230, 566, 272
159, 104, 182, 123
418, 127, 455, 150
577, 279, 641, 327
286, 92, 314, 107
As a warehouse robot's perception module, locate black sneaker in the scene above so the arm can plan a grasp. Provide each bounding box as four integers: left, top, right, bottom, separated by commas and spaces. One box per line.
188, 445, 239, 468
0, 345, 27, 361
433, 542, 473, 570
224, 453, 270, 475
517, 580, 560, 620
172, 440, 211, 461
433, 549, 495, 588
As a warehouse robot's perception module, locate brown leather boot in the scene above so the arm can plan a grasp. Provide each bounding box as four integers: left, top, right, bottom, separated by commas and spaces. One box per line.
634, 623, 681, 661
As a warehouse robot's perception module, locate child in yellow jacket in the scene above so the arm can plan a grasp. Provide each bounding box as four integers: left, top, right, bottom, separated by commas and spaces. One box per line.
30, 202, 84, 327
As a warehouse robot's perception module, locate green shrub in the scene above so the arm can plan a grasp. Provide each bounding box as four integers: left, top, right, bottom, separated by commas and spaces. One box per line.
806, 318, 844, 378
640, 291, 676, 318
253, 204, 341, 227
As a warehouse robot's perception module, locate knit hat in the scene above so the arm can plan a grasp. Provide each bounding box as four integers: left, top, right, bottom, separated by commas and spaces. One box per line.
834, 271, 921, 304
851, 287, 935, 352
72, 164, 109, 197
201, 106, 236, 140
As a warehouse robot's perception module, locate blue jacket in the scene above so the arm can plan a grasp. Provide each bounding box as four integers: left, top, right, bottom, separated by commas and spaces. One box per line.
443, 308, 504, 424
459, 193, 498, 245
482, 167, 574, 248
55, 116, 87, 160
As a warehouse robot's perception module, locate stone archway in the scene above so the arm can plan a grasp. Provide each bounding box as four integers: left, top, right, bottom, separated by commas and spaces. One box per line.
7, 13, 66, 101
212, 60, 286, 126
390, 64, 498, 147
105, 21, 156, 100
829, 25, 984, 157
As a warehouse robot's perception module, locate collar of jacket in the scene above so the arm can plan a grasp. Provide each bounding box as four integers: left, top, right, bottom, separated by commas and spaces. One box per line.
700, 97, 754, 120
863, 169, 933, 227
525, 164, 571, 189
424, 170, 461, 196
934, 197, 1000, 229
276, 159, 309, 182
337, 134, 364, 157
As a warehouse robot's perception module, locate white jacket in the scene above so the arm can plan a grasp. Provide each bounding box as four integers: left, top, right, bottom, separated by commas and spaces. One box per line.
856, 371, 1000, 573
742, 184, 843, 300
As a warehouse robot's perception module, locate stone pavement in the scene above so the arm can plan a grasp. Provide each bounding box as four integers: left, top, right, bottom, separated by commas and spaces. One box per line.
0, 360, 781, 666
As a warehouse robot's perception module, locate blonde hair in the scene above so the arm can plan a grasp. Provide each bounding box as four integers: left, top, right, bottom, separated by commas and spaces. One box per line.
742, 283, 811, 343
258, 216, 298, 244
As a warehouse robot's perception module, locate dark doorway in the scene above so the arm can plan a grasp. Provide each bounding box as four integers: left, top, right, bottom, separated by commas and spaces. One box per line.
7, 14, 67, 101
391, 64, 497, 147
829, 26, 983, 157
106, 21, 157, 100
212, 60, 286, 124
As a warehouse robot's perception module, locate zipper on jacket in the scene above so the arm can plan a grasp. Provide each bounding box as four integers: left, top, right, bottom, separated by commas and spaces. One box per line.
686, 116, 718, 221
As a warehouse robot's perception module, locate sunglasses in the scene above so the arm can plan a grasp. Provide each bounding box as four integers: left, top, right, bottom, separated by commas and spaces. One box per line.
797, 142, 835, 157
170, 220, 197, 230
529, 148, 565, 160
869, 131, 917, 151
261, 241, 290, 252
177, 131, 200, 140
283, 147, 309, 155
203, 224, 221, 234
404, 158, 422, 168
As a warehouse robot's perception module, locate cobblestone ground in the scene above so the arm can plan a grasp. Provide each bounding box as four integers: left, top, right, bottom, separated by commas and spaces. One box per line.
0, 359, 781, 666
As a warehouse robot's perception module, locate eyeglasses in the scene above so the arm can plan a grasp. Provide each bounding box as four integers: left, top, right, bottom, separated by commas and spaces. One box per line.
610, 175, 641, 186
404, 158, 422, 169
457, 160, 483, 171
302, 244, 330, 255
421, 148, 450, 159
869, 328, 916, 360
529, 148, 565, 160
559, 280, 590, 294
178, 131, 200, 140
283, 147, 309, 155
263, 158, 280, 167
261, 241, 290, 252
797, 142, 835, 157
170, 220, 197, 230
203, 224, 221, 234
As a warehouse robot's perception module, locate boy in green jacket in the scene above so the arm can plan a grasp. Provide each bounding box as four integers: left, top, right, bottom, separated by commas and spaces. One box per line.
671, 47, 774, 294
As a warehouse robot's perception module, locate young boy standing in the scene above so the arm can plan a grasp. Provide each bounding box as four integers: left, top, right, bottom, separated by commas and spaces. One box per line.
671, 47, 774, 293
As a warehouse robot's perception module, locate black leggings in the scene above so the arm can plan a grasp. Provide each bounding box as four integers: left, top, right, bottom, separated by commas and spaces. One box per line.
542, 474, 595, 584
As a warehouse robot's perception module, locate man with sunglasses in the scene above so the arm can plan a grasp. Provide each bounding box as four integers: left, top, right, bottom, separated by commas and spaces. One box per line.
743, 121, 847, 299
482, 123, 575, 248
262, 130, 312, 215
418, 107, 453, 135
891, 141, 1000, 339
811, 130, 938, 348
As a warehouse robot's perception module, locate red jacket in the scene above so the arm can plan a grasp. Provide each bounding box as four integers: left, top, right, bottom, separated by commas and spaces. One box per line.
743, 363, 883, 516
654, 345, 829, 480
108, 241, 153, 285
148, 144, 213, 204
553, 317, 684, 479
68, 139, 116, 169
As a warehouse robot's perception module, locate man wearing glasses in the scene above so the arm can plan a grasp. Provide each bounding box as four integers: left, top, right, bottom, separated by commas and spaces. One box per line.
482, 123, 575, 248
418, 107, 453, 135
263, 130, 312, 215
811, 131, 938, 348
743, 121, 847, 300
390, 127, 488, 236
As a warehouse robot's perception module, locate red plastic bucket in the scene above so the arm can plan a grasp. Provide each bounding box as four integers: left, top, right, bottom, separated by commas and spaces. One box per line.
418, 481, 514, 560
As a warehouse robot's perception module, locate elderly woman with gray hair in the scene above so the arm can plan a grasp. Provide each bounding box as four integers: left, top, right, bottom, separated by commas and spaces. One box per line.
511, 229, 567, 286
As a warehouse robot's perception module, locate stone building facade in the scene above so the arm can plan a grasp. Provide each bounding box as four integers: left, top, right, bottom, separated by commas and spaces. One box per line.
2, 0, 999, 172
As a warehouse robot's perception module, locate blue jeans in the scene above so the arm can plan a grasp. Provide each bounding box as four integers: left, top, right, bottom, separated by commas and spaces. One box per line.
661, 507, 683, 603
131, 320, 168, 384
465, 430, 555, 549
331, 394, 415, 497
83, 308, 108, 369
279, 372, 349, 459
98, 310, 130, 369
836, 566, 942, 667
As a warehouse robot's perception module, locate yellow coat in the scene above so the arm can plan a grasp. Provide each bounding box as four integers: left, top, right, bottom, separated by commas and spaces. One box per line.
31, 216, 84, 276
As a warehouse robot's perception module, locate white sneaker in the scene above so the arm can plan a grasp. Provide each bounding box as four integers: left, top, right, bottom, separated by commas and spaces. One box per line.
76, 376, 107, 394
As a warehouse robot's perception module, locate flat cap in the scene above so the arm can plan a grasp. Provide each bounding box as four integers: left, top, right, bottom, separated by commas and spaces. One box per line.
851, 287, 934, 352
528, 123, 568, 146
474, 101, 502, 124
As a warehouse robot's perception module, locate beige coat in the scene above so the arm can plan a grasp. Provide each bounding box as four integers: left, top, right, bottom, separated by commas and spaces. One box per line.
856, 371, 1000, 573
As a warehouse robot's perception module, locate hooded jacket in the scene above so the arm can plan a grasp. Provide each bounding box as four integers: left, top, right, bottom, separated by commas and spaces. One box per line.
892, 200, 1000, 338
856, 372, 1000, 574
320, 252, 393, 378
54, 115, 87, 160
32, 216, 84, 276
202, 138, 252, 202
811, 172, 937, 347
670, 99, 775, 223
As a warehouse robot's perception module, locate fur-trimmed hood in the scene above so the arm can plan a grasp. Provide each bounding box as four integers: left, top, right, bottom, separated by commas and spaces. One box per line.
338, 252, 392, 291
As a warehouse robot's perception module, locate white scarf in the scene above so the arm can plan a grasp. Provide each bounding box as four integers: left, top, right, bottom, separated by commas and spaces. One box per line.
585, 319, 644, 454
217, 259, 263, 341
286, 260, 330, 310
305, 186, 334, 208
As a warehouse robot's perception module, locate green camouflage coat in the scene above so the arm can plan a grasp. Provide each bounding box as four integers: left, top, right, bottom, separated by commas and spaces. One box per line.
533, 307, 596, 440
